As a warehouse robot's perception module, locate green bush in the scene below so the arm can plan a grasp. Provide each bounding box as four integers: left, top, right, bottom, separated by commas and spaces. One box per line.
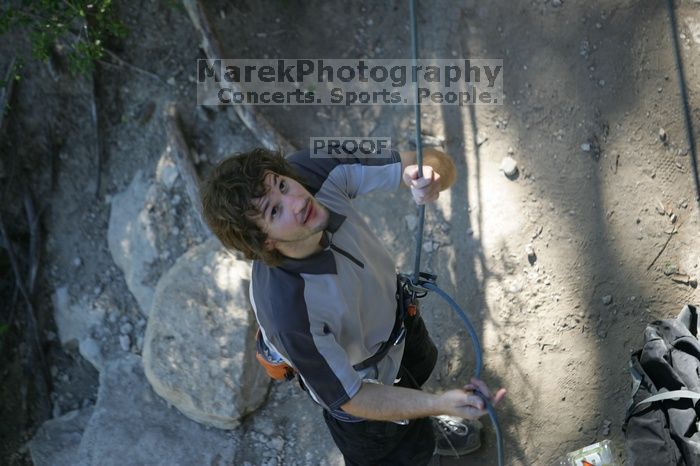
0, 0, 127, 76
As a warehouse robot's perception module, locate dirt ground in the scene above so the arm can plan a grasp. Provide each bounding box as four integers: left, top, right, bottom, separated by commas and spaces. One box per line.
2, 0, 699, 465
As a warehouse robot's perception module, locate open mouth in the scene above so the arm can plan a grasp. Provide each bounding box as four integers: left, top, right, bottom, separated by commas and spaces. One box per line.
303, 199, 314, 224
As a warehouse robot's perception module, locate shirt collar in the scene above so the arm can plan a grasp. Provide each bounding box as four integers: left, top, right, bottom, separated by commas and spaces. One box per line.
325, 207, 345, 234
277, 207, 346, 275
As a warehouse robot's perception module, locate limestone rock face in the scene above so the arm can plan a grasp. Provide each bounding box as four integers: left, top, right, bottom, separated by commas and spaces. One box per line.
76, 354, 237, 466
143, 237, 268, 429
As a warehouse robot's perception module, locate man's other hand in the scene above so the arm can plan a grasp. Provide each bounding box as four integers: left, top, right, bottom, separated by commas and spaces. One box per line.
403, 165, 442, 205
439, 377, 507, 420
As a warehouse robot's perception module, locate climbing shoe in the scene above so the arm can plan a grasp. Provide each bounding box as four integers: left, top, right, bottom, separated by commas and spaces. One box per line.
432, 416, 483, 457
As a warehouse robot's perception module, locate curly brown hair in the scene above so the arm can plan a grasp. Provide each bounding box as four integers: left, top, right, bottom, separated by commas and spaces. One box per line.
200, 148, 305, 266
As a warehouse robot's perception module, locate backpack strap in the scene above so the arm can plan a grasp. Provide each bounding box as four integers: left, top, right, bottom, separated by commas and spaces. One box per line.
632, 389, 700, 413
626, 357, 644, 415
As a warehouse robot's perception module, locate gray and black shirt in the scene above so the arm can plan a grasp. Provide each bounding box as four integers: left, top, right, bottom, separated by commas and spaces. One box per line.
250, 148, 405, 420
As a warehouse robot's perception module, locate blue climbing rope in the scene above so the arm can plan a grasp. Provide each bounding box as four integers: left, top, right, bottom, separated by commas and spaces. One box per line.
409, 0, 426, 283
407, 1, 505, 464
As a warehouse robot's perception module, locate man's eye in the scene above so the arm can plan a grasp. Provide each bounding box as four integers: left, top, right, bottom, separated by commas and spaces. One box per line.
279, 180, 287, 192
271, 206, 279, 219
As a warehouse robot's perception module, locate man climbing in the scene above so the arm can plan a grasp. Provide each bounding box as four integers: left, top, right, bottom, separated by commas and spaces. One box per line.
201, 145, 506, 465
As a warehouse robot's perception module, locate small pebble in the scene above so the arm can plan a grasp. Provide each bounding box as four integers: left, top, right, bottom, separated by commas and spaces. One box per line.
581, 143, 591, 152
602, 295, 613, 305
500, 156, 518, 177
72, 257, 82, 267
271, 436, 285, 451
659, 127, 667, 142
525, 243, 536, 263
120, 323, 133, 335
167, 77, 176, 86
119, 335, 131, 351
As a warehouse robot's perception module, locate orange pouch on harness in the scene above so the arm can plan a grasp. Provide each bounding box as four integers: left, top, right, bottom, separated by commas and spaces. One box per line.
255, 329, 296, 381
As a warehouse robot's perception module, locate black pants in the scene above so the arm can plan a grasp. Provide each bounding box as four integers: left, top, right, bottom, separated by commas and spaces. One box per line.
323, 311, 439, 466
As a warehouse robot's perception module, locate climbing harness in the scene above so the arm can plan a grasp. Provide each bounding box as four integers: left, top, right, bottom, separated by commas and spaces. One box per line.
406, 0, 505, 464
256, 272, 410, 383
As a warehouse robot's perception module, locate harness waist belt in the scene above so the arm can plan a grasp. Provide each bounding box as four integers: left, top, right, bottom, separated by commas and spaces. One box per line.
352, 277, 410, 372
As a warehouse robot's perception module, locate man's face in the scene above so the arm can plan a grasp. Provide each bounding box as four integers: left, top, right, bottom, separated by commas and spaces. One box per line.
254, 171, 329, 250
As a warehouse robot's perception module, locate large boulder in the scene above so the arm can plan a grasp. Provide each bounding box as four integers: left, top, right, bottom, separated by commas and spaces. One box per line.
76, 354, 237, 466
29, 407, 94, 466
143, 237, 268, 429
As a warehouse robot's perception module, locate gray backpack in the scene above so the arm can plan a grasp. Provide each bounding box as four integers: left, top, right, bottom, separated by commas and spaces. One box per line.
624, 304, 700, 465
